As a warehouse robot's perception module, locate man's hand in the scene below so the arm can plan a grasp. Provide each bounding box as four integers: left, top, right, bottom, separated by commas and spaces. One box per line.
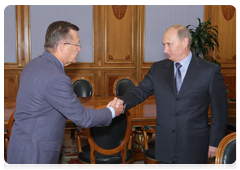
116, 99, 124, 108
107, 97, 125, 117
208, 145, 218, 158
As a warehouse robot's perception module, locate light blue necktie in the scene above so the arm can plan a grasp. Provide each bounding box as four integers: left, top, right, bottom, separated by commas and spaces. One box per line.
175, 62, 182, 94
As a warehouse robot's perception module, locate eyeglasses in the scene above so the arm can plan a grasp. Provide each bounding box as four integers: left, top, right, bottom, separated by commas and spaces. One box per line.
64, 43, 82, 48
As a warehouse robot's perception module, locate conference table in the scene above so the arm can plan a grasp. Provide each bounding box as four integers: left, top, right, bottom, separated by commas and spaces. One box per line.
4, 96, 236, 128
71, 96, 157, 127
4, 95, 158, 129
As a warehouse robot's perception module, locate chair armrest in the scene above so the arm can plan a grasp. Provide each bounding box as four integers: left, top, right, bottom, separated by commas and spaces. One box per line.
76, 127, 86, 152
128, 135, 133, 150
76, 127, 86, 136
5, 138, 9, 153
77, 135, 82, 152
4, 129, 8, 138
141, 125, 155, 150
141, 125, 155, 134
126, 126, 135, 150
131, 126, 136, 134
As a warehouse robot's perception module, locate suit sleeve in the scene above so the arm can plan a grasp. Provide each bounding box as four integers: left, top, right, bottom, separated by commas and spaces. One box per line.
120, 64, 155, 111
209, 64, 229, 147
44, 74, 112, 128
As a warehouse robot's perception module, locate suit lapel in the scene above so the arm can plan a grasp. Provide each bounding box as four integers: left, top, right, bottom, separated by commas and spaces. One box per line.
164, 61, 176, 95
178, 56, 200, 96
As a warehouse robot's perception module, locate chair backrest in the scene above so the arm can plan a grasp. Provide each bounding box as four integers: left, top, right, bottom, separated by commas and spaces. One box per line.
91, 113, 126, 149
86, 105, 132, 163
6, 111, 15, 139
72, 77, 94, 97
113, 76, 138, 96
5, 111, 15, 153
215, 132, 236, 164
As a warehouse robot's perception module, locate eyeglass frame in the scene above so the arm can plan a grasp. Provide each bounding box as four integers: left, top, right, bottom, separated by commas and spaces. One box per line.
64, 43, 82, 48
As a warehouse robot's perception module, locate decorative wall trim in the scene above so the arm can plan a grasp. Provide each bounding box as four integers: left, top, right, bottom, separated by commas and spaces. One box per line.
112, 5, 127, 20
221, 5, 235, 21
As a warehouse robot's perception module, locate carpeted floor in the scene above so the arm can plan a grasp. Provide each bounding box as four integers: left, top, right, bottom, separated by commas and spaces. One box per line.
60, 129, 215, 164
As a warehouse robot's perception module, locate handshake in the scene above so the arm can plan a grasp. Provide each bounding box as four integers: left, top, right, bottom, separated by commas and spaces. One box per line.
107, 97, 125, 117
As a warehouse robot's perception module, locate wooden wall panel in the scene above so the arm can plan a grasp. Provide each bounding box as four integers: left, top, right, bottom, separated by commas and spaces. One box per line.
216, 6, 236, 61
140, 69, 149, 81
4, 69, 22, 99
105, 5, 135, 64
223, 76, 236, 99
221, 61, 236, 100
66, 69, 96, 82
5, 5, 30, 69
204, 5, 236, 67
65, 69, 98, 95
204, 5, 236, 99
4, 5, 236, 99
103, 69, 137, 96
4, 75, 18, 99
95, 5, 139, 68
16, 5, 30, 68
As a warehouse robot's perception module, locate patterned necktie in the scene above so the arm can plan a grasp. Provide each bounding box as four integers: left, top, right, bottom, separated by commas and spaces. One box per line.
175, 62, 182, 94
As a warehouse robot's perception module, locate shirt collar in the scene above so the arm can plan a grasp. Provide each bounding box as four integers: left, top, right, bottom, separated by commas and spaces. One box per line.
55, 56, 64, 68
174, 51, 192, 69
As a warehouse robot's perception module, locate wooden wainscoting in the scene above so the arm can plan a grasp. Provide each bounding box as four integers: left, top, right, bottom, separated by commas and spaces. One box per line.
4, 5, 236, 100
4, 69, 22, 99
66, 68, 137, 97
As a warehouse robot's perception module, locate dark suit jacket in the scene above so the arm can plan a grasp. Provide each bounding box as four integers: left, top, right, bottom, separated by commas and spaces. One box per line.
7, 51, 112, 164
120, 55, 228, 163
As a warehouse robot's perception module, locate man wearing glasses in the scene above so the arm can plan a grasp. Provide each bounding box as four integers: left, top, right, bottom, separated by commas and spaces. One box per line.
7, 21, 124, 164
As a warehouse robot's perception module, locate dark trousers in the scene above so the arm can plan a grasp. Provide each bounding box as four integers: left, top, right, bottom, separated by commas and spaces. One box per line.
159, 157, 183, 169
159, 157, 200, 169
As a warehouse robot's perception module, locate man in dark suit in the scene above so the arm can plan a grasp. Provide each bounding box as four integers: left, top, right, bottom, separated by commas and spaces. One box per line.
118, 25, 228, 163
7, 21, 124, 164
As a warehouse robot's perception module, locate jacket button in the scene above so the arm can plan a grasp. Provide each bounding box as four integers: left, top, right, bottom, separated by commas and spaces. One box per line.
172, 130, 175, 133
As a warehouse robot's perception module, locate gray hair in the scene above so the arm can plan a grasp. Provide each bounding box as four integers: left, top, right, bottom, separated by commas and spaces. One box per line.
44, 21, 79, 53
167, 25, 192, 49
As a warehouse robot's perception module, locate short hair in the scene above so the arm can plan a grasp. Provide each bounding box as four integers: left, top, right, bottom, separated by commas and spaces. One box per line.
44, 21, 79, 53
167, 25, 192, 49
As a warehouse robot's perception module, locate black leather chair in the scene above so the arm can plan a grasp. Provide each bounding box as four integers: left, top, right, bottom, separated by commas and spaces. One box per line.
77, 105, 133, 164
113, 76, 138, 96
215, 132, 236, 164
141, 125, 158, 164
72, 77, 95, 97
71, 77, 95, 143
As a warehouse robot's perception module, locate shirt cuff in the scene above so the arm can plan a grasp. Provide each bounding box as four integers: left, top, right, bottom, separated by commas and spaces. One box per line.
107, 106, 115, 118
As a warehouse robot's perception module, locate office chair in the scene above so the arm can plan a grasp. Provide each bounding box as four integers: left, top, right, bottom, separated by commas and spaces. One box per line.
77, 105, 133, 164
113, 76, 138, 96
72, 77, 95, 97
215, 132, 236, 164
141, 125, 159, 164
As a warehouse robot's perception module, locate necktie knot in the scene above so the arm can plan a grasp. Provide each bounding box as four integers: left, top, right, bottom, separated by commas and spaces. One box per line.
175, 62, 182, 69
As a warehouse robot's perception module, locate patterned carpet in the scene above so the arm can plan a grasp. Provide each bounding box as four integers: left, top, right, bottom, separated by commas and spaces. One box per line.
62, 130, 215, 169
60, 130, 83, 164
